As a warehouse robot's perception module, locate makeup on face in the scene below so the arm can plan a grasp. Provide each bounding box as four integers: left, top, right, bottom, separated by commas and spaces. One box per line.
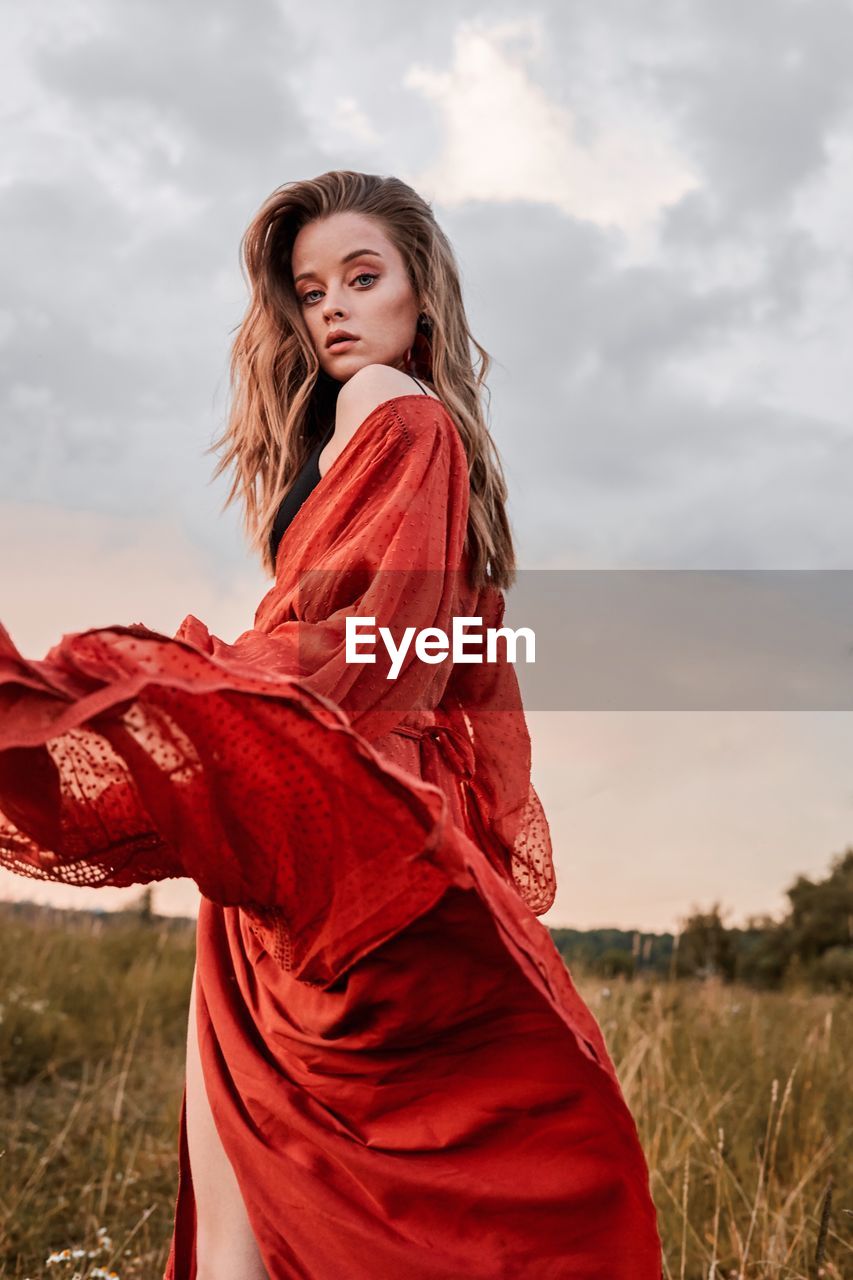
291, 216, 419, 375
294, 249, 385, 304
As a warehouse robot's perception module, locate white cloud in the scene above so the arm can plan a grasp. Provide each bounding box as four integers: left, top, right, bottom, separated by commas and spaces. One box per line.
405, 18, 699, 255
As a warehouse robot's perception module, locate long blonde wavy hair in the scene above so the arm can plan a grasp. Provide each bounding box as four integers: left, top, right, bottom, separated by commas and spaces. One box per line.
208, 170, 516, 591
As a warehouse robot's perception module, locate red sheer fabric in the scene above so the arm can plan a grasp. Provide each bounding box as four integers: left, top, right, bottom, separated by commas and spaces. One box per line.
0, 395, 662, 1277
0, 396, 551, 930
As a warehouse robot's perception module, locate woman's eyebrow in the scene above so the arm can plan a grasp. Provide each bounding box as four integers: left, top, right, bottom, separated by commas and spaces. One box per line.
293, 249, 384, 285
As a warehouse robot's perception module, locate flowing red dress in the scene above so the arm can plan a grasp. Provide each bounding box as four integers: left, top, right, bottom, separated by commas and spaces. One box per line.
0, 394, 663, 1278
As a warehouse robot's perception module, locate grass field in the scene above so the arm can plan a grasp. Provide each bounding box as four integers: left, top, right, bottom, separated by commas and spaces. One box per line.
0, 911, 849, 1279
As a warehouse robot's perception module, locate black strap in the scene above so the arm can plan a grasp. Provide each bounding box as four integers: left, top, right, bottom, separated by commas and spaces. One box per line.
406, 373, 429, 396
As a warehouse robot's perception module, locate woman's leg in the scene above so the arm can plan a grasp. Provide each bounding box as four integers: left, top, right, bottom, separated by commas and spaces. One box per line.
185, 961, 270, 1280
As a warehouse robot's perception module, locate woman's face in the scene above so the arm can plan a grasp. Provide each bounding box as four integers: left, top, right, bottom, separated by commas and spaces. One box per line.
291, 211, 421, 383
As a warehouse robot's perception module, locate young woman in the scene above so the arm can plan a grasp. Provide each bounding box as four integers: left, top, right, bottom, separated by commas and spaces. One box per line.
0, 171, 663, 1279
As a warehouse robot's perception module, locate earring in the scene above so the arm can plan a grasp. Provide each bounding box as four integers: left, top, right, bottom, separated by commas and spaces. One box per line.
410, 314, 434, 380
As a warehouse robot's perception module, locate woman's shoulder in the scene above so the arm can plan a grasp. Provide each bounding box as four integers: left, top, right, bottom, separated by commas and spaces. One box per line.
340, 362, 442, 408
330, 364, 455, 461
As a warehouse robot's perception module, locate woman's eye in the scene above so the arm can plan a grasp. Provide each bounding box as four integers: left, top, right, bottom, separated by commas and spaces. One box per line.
300, 273, 378, 306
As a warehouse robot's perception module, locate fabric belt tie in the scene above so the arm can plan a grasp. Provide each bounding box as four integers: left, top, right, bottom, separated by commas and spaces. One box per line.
389, 716, 476, 782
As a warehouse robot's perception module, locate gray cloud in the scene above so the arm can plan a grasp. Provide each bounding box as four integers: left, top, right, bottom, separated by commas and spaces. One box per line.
3, 0, 853, 929
1, 0, 851, 583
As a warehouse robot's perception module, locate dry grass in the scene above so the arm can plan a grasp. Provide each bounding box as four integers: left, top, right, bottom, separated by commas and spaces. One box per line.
0, 913, 849, 1279
581, 973, 852, 1278
0, 914, 193, 1279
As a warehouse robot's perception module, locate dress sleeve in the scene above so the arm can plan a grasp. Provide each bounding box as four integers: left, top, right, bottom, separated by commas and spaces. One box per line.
173, 395, 471, 744
0, 397, 472, 983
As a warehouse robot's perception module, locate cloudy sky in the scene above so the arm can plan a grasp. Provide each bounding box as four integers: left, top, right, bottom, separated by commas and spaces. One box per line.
2, 0, 853, 932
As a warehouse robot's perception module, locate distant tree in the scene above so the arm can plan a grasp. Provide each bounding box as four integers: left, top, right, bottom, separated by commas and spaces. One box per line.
548, 927, 670, 975
675, 901, 737, 981
786, 847, 853, 963
729, 848, 853, 990
596, 948, 635, 979
735, 918, 791, 988
809, 945, 853, 990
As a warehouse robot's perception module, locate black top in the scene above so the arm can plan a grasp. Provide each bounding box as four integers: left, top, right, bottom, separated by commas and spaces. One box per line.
269, 373, 432, 564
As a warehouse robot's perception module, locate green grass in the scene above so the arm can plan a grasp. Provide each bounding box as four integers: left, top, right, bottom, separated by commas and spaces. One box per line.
0, 912, 850, 1279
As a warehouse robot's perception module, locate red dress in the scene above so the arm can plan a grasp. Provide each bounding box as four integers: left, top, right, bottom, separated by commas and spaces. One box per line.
0, 394, 663, 1278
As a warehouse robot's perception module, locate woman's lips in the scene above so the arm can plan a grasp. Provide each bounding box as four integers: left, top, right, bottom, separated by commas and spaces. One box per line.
328, 338, 359, 352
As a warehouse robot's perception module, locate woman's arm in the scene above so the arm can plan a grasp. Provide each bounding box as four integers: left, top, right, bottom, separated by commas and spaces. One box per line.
0, 389, 473, 976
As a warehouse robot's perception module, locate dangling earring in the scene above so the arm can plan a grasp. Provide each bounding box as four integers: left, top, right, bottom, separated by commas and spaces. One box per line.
411, 312, 434, 380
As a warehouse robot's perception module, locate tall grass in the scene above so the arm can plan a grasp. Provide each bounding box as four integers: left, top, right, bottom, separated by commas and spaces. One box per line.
0, 913, 194, 1279
0, 913, 849, 1278
586, 975, 851, 1278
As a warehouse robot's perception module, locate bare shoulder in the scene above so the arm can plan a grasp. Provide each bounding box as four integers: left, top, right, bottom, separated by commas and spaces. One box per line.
321, 364, 443, 473
338, 363, 441, 432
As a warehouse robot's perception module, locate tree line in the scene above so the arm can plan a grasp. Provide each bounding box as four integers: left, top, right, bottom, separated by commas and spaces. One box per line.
548, 846, 853, 991
4, 847, 851, 992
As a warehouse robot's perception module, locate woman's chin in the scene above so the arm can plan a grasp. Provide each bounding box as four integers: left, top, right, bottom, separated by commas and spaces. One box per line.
324, 352, 366, 380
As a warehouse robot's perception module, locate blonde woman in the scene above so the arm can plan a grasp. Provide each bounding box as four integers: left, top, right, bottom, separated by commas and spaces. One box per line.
0, 170, 663, 1279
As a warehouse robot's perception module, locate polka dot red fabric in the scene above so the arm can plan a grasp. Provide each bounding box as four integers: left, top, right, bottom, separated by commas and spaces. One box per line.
0, 396, 663, 1277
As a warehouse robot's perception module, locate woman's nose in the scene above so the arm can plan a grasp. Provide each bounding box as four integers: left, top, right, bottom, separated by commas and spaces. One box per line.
322, 294, 347, 321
